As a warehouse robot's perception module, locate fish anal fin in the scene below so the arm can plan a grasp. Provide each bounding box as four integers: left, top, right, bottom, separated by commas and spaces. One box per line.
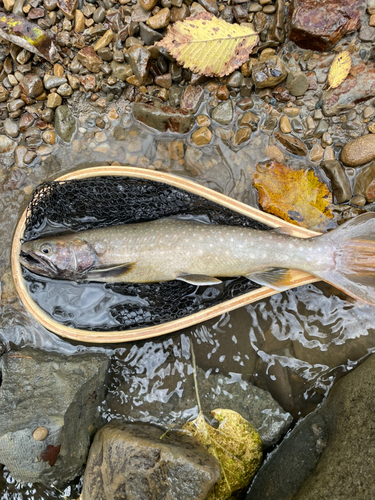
177, 274, 222, 286
87, 262, 136, 279
246, 268, 293, 291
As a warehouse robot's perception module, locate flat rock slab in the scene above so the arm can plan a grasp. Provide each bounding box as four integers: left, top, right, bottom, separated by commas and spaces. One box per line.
133, 101, 195, 133
0, 348, 109, 485
81, 421, 221, 500
289, 0, 363, 51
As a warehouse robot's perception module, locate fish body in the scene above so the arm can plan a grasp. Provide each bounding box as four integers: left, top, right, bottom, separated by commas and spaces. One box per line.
20, 213, 375, 305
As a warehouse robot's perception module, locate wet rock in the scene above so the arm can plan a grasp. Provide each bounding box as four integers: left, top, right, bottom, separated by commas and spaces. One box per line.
46, 93, 62, 108
198, 0, 218, 14
240, 111, 259, 131
350, 195, 366, 207
231, 127, 251, 146
146, 7, 170, 29
323, 62, 375, 116
247, 413, 328, 500
168, 139, 184, 160
3, 118, 19, 138
0, 83, 10, 103
252, 57, 287, 89
181, 85, 204, 113
171, 4, 189, 22
133, 101, 194, 133
128, 45, 151, 85
274, 131, 308, 156
321, 160, 351, 204
77, 47, 103, 73
313, 119, 328, 138
24, 126, 42, 148
359, 26, 375, 42
19, 73, 44, 98
292, 354, 375, 500
341, 134, 375, 167
279, 115, 291, 134
139, 22, 163, 44
227, 70, 244, 89
140, 0, 158, 11
0, 347, 109, 485
353, 160, 375, 202
309, 144, 324, 162
155, 73, 172, 88
55, 105, 76, 143
44, 76, 67, 90
0, 134, 16, 154
111, 61, 133, 81
81, 421, 220, 500
169, 85, 184, 107
93, 29, 113, 51
192, 126, 212, 146
233, 4, 248, 23
286, 71, 309, 97
289, 0, 362, 51
212, 100, 233, 125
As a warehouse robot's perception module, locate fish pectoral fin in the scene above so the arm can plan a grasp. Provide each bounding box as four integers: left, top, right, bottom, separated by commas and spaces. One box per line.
245, 268, 293, 291
177, 274, 222, 286
86, 262, 136, 279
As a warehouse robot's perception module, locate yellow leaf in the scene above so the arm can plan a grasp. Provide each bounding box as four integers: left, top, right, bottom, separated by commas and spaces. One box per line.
327, 50, 352, 90
253, 161, 334, 232
181, 409, 262, 500
156, 12, 259, 77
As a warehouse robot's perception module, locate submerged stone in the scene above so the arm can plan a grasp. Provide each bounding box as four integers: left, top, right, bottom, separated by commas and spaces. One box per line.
54, 105, 76, 143
252, 56, 287, 89
341, 134, 375, 167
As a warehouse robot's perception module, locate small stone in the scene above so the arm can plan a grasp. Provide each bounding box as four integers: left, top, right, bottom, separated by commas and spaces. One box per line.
77, 47, 103, 73
170, 4, 189, 22
140, 0, 158, 11
286, 71, 310, 97
274, 131, 308, 156
265, 144, 284, 162
94, 30, 113, 51
4, 118, 19, 138
42, 130, 56, 145
249, 2, 262, 12
280, 115, 291, 133
321, 160, 351, 203
55, 105, 76, 143
168, 140, 184, 160
349, 195, 366, 207
198, 0, 218, 13
93, 6, 106, 23
370, 14, 375, 26
283, 106, 300, 117
169, 85, 183, 107
24, 151, 37, 164
306, 115, 316, 130
139, 22, 163, 44
217, 85, 229, 100
252, 56, 287, 89
309, 144, 324, 162
19, 113, 35, 132
324, 146, 335, 161
128, 45, 151, 85
212, 100, 233, 125
227, 71, 244, 88
237, 98, 254, 111
133, 101, 194, 133
155, 73, 172, 89
363, 106, 375, 119
0, 84, 10, 103
20, 73, 44, 98
47, 93, 62, 108
341, 134, 375, 167
197, 114, 211, 127
262, 4, 275, 13
0, 134, 16, 154
146, 7, 170, 29
192, 126, 212, 146
181, 85, 204, 113
321, 132, 332, 147
231, 127, 251, 146
215, 127, 233, 140
313, 120, 329, 138
239, 111, 259, 131
75, 9, 85, 32
190, 1, 206, 15
44, 76, 67, 90
359, 27, 375, 42
3, 0, 15, 10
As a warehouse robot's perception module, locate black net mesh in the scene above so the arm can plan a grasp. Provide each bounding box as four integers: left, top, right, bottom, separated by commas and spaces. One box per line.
22, 176, 268, 331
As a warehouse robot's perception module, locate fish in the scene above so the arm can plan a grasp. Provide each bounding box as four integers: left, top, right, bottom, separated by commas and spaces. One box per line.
19, 213, 375, 305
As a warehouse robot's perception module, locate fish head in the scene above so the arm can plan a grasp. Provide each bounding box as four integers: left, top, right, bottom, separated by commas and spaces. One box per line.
20, 236, 97, 279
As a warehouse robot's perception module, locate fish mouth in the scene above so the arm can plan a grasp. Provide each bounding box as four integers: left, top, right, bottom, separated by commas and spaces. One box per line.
20, 251, 58, 277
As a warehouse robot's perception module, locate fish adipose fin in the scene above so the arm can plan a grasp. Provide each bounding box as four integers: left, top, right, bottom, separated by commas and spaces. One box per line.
86, 262, 136, 279
246, 268, 293, 291
177, 274, 222, 286
316, 213, 375, 305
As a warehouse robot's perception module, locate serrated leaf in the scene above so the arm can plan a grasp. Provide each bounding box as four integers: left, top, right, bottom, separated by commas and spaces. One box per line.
0, 13, 58, 62
181, 409, 262, 500
156, 12, 259, 77
253, 161, 334, 232
328, 50, 352, 90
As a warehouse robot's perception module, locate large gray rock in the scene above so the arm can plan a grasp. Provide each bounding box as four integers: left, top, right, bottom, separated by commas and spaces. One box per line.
81, 421, 221, 500
0, 348, 109, 485
54, 105, 76, 143
105, 367, 292, 449
247, 353, 375, 500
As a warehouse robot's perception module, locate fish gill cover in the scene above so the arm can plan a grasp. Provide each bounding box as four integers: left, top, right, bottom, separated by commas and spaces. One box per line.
21, 176, 269, 331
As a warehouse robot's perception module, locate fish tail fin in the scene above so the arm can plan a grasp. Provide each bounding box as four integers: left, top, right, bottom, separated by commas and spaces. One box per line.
317, 213, 375, 304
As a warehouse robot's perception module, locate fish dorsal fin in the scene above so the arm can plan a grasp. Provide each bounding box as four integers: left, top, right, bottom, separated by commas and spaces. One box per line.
246, 268, 293, 291
87, 262, 136, 279
177, 274, 222, 286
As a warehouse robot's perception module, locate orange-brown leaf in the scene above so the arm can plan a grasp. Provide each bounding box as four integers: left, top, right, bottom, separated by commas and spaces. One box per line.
156, 12, 259, 78
253, 161, 334, 232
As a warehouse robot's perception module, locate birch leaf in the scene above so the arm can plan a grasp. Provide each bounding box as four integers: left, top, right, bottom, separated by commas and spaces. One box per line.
0, 12, 58, 62
181, 409, 263, 500
327, 50, 352, 90
253, 161, 335, 232
156, 12, 259, 77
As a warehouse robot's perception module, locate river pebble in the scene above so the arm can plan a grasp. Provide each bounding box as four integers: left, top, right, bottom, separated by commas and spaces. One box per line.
211, 100, 233, 125
341, 134, 375, 167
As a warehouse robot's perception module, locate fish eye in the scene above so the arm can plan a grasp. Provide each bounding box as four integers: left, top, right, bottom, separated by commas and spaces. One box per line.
40, 244, 52, 255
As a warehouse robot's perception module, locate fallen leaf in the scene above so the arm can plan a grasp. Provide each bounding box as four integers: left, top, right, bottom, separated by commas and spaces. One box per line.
0, 12, 58, 62
156, 12, 259, 77
181, 409, 262, 500
57, 0, 77, 18
253, 161, 334, 232
327, 50, 352, 90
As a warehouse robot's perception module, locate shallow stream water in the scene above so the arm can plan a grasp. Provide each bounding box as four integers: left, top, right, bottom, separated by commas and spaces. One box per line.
1, 109, 375, 498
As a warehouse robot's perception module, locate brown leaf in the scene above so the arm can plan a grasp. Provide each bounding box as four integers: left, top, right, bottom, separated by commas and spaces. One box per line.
253, 161, 334, 232
0, 12, 58, 62
156, 12, 259, 77
327, 50, 352, 90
